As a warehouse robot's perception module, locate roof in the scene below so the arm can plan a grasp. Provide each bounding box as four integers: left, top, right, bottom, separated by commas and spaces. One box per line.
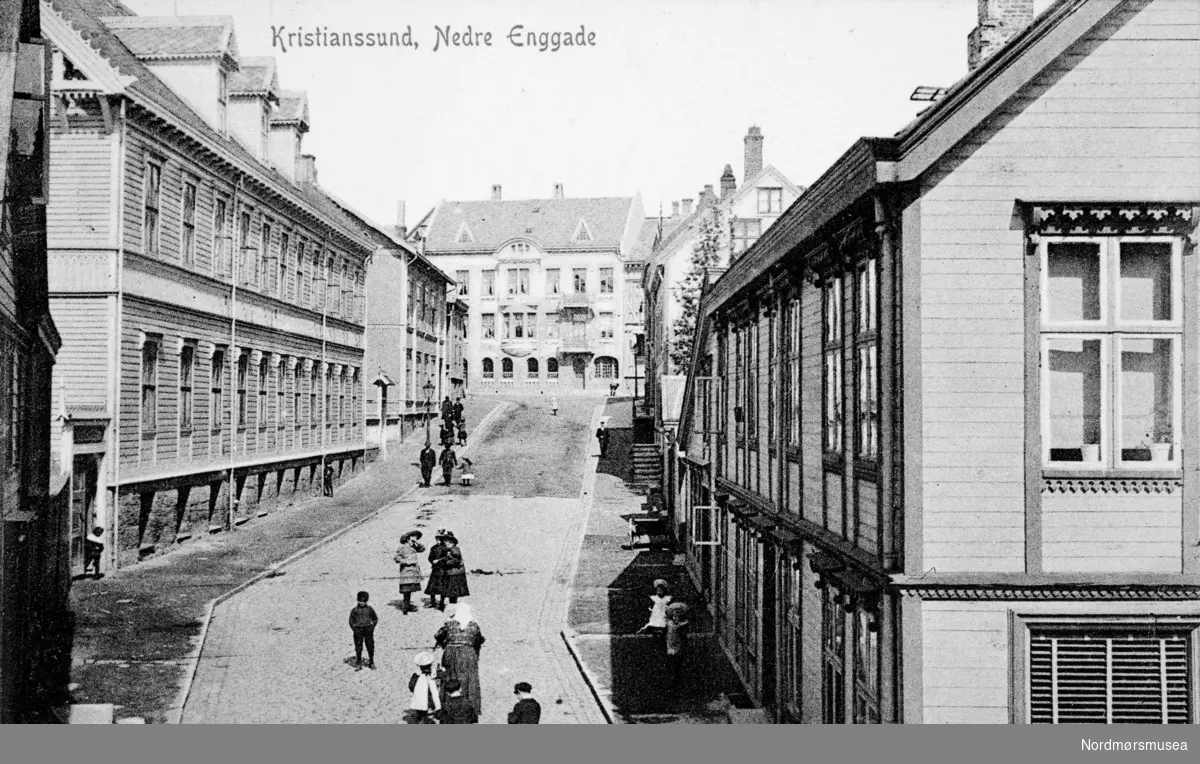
421, 197, 639, 253
229, 56, 278, 99
273, 90, 309, 128
632, 215, 685, 260
100, 13, 238, 62
322, 190, 454, 286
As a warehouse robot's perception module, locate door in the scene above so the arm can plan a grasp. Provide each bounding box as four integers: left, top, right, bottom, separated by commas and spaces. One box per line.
70, 455, 98, 574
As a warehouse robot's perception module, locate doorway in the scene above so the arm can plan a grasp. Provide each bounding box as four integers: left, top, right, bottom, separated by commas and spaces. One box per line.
70, 455, 99, 574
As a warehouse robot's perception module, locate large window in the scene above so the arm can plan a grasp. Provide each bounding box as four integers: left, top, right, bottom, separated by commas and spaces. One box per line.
599, 267, 614, 294
1041, 238, 1181, 469
238, 211, 252, 284
855, 259, 879, 461
507, 268, 529, 296
142, 161, 161, 255
732, 218, 761, 257
276, 359, 285, 428
573, 268, 587, 294
455, 270, 469, 296
482, 358, 494, 379
258, 356, 269, 429
182, 180, 197, 266
141, 339, 159, 433
823, 277, 844, 456
1027, 621, 1194, 724
210, 349, 225, 455
179, 344, 195, 432
279, 232, 291, 298
482, 269, 495, 297
595, 356, 618, 379
732, 525, 760, 692
758, 187, 783, 215
852, 608, 881, 723
237, 352, 248, 428
259, 219, 273, 288
822, 588, 846, 724
546, 269, 560, 295
293, 365, 302, 428
598, 312, 614, 339
501, 357, 513, 379
310, 366, 319, 429
787, 297, 801, 448
546, 357, 559, 378
481, 313, 495, 339
544, 312, 559, 339
213, 198, 230, 278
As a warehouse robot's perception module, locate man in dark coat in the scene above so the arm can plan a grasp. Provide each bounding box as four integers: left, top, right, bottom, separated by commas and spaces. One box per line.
439, 446, 458, 487
323, 463, 335, 496
440, 396, 453, 419
596, 423, 611, 458
452, 398, 464, 424
419, 445, 436, 487
439, 679, 477, 724
507, 682, 541, 724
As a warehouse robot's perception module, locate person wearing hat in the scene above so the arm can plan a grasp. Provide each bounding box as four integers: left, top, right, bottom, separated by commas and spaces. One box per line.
637, 579, 673, 649
435, 603, 485, 719
83, 526, 105, 578
439, 445, 458, 487
507, 682, 541, 724
425, 530, 451, 609
665, 601, 690, 690
419, 444, 437, 488
394, 531, 426, 614
407, 652, 442, 724
439, 532, 470, 605
438, 678, 478, 724
348, 591, 379, 671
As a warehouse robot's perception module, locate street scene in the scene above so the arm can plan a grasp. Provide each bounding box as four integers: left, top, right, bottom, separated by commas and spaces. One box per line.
2, 0, 1199, 734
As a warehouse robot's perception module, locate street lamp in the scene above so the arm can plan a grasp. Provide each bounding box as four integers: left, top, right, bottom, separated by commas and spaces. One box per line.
423, 379, 435, 447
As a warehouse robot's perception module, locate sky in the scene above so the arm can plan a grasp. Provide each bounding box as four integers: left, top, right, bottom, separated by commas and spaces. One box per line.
124, 0, 1055, 231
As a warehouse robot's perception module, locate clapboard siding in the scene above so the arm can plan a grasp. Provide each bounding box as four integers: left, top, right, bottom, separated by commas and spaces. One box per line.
48, 102, 113, 249
1042, 491, 1182, 573
50, 296, 112, 406
922, 603, 1011, 724
800, 279, 823, 525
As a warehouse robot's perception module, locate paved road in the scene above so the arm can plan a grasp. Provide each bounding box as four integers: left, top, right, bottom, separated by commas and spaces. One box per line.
182, 395, 607, 724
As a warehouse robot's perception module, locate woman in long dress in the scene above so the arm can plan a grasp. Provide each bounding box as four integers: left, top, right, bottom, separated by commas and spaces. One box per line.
425, 530, 450, 609
394, 531, 425, 614
434, 603, 485, 718
439, 533, 471, 603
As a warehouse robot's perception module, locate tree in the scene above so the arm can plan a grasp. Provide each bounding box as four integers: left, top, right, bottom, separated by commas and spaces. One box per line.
669, 204, 723, 373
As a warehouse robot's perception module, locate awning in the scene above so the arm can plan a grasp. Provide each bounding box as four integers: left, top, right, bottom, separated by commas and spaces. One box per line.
372, 372, 395, 387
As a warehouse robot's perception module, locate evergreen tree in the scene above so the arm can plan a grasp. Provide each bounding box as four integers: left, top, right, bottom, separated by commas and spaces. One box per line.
669, 204, 723, 373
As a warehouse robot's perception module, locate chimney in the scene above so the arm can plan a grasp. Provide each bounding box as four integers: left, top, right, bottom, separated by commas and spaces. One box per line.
671, 201, 680, 217
700, 185, 715, 204
297, 154, 318, 185
720, 164, 736, 200
491, 184, 502, 200
553, 183, 564, 198
968, 0, 1035, 70
396, 201, 407, 240
681, 198, 694, 217
744, 126, 763, 181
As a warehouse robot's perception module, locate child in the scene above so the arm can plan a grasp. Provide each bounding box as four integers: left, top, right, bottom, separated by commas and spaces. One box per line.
408, 652, 441, 723
507, 681, 541, 724
457, 423, 467, 447
637, 579, 673, 649
439, 678, 478, 724
348, 590, 378, 670
83, 526, 105, 577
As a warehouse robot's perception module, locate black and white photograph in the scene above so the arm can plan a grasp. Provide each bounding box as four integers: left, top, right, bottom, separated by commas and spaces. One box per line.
1, 0, 1199, 757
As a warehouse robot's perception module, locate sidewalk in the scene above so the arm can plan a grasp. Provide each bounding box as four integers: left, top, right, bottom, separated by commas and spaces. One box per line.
564, 398, 743, 723
67, 399, 503, 724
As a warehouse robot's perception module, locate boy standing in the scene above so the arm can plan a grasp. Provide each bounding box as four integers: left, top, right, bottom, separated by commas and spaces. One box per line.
348, 590, 379, 670
507, 682, 541, 724
439, 678, 478, 724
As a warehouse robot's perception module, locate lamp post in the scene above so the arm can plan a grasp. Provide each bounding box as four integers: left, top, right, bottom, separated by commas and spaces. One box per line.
423, 379, 435, 447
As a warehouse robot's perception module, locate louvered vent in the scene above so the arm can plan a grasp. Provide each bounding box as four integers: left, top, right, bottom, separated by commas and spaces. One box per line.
1030, 630, 1192, 724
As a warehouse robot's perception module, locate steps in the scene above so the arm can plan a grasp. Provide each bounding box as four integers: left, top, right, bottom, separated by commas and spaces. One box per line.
631, 443, 663, 489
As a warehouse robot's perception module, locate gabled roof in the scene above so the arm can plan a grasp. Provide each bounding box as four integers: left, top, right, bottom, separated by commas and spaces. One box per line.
421, 197, 639, 253
229, 56, 279, 101
322, 190, 454, 286
100, 13, 238, 63
734, 163, 804, 203
273, 90, 309, 129
631, 215, 685, 260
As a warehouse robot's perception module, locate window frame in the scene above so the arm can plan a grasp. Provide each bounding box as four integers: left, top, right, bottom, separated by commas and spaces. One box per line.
732, 218, 762, 256
179, 343, 195, 433
483, 269, 496, 297
599, 267, 614, 294
181, 178, 197, 266
140, 338, 160, 435
757, 187, 783, 215
546, 268, 560, 295
142, 159, 162, 256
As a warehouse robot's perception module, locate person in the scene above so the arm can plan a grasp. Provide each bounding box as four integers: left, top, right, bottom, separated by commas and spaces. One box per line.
438, 678, 478, 724
425, 530, 451, 609
609, 381, 619, 397
435, 603, 485, 719
348, 590, 379, 671
440, 423, 456, 449
665, 601, 690, 689
440, 396, 453, 421
83, 526, 105, 578
323, 463, 335, 497
394, 531, 425, 614
507, 682, 541, 724
419, 444, 437, 488
460, 457, 474, 487
408, 652, 442, 724
596, 423, 611, 458
457, 422, 467, 447
637, 579, 672, 649
453, 398, 464, 424
550, 396, 558, 416
439, 533, 470, 604
439, 445, 458, 487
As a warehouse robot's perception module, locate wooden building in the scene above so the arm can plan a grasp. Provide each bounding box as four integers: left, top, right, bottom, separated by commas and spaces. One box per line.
675, 0, 1200, 723
44, 0, 374, 570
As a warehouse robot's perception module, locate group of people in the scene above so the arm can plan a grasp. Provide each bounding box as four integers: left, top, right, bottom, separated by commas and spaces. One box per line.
637, 578, 690, 689
418, 397, 473, 488
348, 528, 541, 724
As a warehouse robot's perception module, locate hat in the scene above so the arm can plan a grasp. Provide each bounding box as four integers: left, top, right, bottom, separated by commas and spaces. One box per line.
653, 579, 670, 590
514, 682, 533, 694
666, 602, 690, 620
435, 529, 450, 539
414, 652, 434, 667
443, 532, 458, 544
400, 530, 423, 543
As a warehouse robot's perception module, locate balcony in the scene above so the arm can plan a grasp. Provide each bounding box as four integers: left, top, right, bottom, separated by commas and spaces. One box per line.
559, 335, 593, 353
560, 292, 594, 309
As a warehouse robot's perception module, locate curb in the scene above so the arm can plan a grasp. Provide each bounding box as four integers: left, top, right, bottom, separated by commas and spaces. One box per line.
167, 401, 507, 724
560, 628, 618, 724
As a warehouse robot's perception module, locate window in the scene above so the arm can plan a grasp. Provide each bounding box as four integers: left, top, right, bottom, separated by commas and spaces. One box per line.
547, 357, 559, 378
544, 313, 558, 339
757, 187, 783, 215
546, 269, 560, 295
279, 232, 290, 298
310, 366, 319, 428
599, 312, 614, 339
855, 259, 879, 461
351, 370, 359, 427
258, 356, 269, 428
512, 313, 526, 339
732, 218, 762, 257
455, 270, 469, 296
573, 268, 587, 293
217, 69, 228, 133
1041, 239, 1181, 469
210, 349, 225, 453
339, 371, 347, 425
732, 525, 761, 691
276, 360, 285, 427
852, 609, 880, 724
599, 267, 614, 294
787, 298, 801, 448
502, 312, 512, 339
237, 352, 249, 427
293, 365, 302, 427
507, 268, 529, 296
325, 368, 332, 425
257, 222, 271, 290
822, 588, 847, 724
625, 281, 644, 318
260, 104, 269, 159
823, 277, 845, 455
482, 358, 494, 379
574, 220, 593, 242
179, 344, 194, 431
527, 358, 539, 376
238, 211, 252, 284
527, 313, 537, 339
213, 198, 230, 278
595, 356, 618, 379
142, 161, 161, 255
501, 358, 513, 379
481, 313, 495, 339
746, 320, 758, 444
1027, 622, 1194, 724
141, 340, 159, 433
482, 270, 495, 297
7, 349, 18, 470
182, 181, 197, 266
339, 262, 348, 316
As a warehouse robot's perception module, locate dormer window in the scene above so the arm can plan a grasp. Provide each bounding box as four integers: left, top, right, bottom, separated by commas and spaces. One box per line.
218, 69, 228, 134
573, 219, 593, 243
456, 223, 475, 245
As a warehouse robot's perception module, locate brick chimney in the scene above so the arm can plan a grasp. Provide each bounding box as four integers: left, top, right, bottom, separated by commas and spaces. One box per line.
744, 126, 763, 181
396, 201, 407, 239
681, 198, 694, 217
553, 183, 564, 198
968, 0, 1035, 70
700, 185, 715, 205
297, 154, 318, 185
671, 201, 680, 217
491, 184, 502, 200
720, 164, 736, 200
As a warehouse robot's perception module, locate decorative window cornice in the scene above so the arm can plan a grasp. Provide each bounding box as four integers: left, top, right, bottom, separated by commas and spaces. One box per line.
1042, 478, 1182, 495
897, 584, 1200, 601
1026, 203, 1197, 238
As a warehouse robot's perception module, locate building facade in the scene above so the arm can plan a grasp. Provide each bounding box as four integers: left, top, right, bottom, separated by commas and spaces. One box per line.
412, 186, 645, 394
0, 0, 68, 723
676, 0, 1200, 723
44, 1, 374, 570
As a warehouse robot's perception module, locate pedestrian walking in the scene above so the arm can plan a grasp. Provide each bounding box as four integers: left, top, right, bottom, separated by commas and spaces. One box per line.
348, 590, 378, 670
83, 526, 105, 578
550, 395, 558, 416
457, 422, 467, 446
507, 682, 542, 724
419, 444, 436, 487
439, 445, 458, 486
394, 531, 425, 614
440, 423, 456, 449
460, 458, 474, 487
438, 532, 470, 603
609, 381, 619, 397
636, 579, 673, 650
425, 530, 451, 609
323, 463, 335, 497
453, 397, 464, 423
435, 603, 485, 719
596, 422, 611, 458
665, 602, 690, 690
440, 396, 453, 420
407, 652, 442, 724
438, 679, 478, 724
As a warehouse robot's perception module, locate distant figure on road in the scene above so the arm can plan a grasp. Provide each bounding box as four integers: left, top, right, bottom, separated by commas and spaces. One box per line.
440, 395, 453, 420
596, 423, 611, 458
438, 678, 478, 724
83, 526, 105, 578
637, 579, 673, 650
440, 423, 456, 449
665, 601, 690, 690
507, 682, 541, 724
323, 463, 335, 497
407, 652, 442, 724
550, 396, 558, 416
435, 603, 485, 719
439, 532, 470, 604
457, 422, 467, 446
419, 445, 436, 487
348, 590, 378, 671
453, 397, 464, 423
609, 382, 619, 397
425, 531, 451, 609
394, 531, 425, 614
439, 445, 458, 486
460, 458, 474, 486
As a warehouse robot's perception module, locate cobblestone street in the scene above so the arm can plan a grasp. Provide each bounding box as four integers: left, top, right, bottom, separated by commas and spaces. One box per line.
182, 395, 607, 724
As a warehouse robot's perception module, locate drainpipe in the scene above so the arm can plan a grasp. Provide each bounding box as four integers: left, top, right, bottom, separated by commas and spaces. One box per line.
110, 98, 128, 570
321, 232, 329, 475
228, 172, 244, 531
